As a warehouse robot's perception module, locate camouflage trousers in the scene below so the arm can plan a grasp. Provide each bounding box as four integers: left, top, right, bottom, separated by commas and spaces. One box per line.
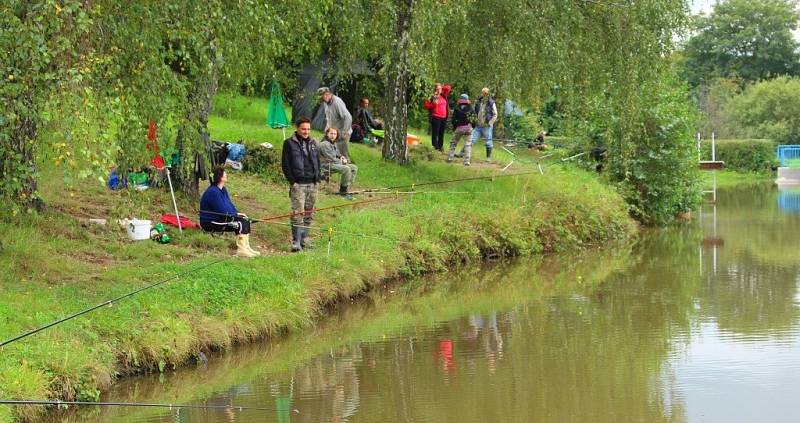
290, 182, 318, 226
448, 126, 473, 164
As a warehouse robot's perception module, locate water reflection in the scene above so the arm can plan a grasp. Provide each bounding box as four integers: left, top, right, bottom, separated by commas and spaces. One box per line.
778, 187, 800, 214
49, 185, 800, 423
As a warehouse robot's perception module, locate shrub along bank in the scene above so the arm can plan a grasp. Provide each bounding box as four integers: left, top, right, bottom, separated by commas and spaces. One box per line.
701, 138, 777, 173
0, 102, 634, 422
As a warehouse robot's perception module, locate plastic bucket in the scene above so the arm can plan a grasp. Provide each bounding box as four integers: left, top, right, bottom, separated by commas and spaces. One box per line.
127, 219, 152, 241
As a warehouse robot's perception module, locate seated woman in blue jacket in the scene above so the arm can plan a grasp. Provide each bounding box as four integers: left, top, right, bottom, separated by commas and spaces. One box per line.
199, 167, 259, 258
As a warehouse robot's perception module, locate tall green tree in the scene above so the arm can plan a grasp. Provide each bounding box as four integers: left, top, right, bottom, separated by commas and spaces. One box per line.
90, 0, 330, 196
0, 0, 92, 213
2, 0, 700, 224
682, 0, 800, 87
728, 76, 800, 143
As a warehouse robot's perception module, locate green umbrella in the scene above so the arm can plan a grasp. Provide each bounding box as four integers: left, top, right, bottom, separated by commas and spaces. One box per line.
266, 79, 289, 139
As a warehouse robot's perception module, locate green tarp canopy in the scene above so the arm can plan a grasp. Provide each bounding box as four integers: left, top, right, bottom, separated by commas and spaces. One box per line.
266, 79, 289, 129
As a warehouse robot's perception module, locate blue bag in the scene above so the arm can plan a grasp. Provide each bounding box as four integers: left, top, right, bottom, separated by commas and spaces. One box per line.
226, 143, 246, 162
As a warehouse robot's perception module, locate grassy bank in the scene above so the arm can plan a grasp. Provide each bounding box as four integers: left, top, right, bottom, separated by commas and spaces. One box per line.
0, 96, 634, 422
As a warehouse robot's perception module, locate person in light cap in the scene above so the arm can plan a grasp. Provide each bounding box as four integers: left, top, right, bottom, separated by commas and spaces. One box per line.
447, 93, 475, 166
471, 87, 498, 162
318, 87, 354, 163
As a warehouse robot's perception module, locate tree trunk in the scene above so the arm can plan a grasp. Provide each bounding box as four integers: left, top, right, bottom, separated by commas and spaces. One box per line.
5, 90, 45, 212
174, 43, 219, 199
382, 0, 415, 163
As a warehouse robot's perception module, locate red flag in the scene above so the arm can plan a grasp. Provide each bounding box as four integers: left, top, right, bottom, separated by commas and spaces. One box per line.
147, 119, 157, 141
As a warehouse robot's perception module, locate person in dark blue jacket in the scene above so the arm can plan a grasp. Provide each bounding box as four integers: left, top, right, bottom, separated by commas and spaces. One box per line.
199, 167, 259, 258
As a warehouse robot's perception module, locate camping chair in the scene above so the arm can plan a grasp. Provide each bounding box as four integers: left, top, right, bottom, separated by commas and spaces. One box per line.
368, 128, 385, 145
320, 163, 338, 192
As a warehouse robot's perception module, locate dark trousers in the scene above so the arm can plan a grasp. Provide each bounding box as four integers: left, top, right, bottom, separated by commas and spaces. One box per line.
200, 216, 251, 235
430, 117, 447, 151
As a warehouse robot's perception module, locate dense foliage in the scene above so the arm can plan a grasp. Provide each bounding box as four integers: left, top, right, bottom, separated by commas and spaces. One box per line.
728, 76, 800, 144
1, 1, 92, 213
695, 77, 744, 138
701, 139, 777, 173
2, 0, 699, 224
681, 0, 800, 87
697, 76, 800, 145
582, 73, 702, 225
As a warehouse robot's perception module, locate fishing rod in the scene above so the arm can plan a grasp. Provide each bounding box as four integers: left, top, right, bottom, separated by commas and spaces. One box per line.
253, 196, 396, 222
0, 399, 278, 413
351, 169, 547, 195
260, 221, 408, 245
3, 198, 404, 348
492, 137, 577, 149
200, 174, 522, 224
198, 196, 399, 226
201, 161, 585, 221
0, 258, 231, 349
365, 191, 472, 195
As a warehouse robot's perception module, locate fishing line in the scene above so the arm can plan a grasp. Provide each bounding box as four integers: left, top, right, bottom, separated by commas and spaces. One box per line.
259, 221, 407, 245
0, 399, 278, 413
351, 169, 547, 195
0, 258, 231, 348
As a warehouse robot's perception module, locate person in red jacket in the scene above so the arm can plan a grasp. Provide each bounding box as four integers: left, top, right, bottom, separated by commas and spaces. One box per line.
424, 83, 451, 151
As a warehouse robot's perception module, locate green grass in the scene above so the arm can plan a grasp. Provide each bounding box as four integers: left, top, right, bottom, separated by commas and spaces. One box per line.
783, 158, 800, 169
701, 170, 774, 188
0, 95, 634, 422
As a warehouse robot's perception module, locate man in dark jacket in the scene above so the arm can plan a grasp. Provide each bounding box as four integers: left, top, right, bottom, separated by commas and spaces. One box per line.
353, 97, 383, 142
281, 117, 321, 252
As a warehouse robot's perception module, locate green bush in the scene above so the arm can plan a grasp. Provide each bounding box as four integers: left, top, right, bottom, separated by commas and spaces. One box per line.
505, 112, 542, 141
408, 143, 438, 162
728, 77, 800, 144
701, 139, 777, 173
578, 72, 702, 225
242, 143, 283, 182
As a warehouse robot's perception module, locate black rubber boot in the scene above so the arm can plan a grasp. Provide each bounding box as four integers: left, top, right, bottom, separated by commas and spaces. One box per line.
486, 147, 493, 162
300, 227, 314, 249
291, 225, 302, 252
339, 185, 353, 200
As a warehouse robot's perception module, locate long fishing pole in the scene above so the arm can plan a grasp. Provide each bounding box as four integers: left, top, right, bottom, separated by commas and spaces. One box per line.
0, 399, 277, 413
259, 220, 408, 245
198, 195, 398, 226
0, 258, 231, 348
352, 169, 546, 195
200, 163, 583, 222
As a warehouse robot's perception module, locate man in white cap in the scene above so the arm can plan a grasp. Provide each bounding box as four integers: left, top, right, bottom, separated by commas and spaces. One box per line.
470, 87, 498, 162
318, 87, 354, 162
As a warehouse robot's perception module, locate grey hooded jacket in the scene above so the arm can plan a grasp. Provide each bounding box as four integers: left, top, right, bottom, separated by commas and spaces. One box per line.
323, 94, 353, 139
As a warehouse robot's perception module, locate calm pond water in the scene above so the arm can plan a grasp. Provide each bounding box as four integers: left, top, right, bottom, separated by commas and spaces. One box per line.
49, 184, 800, 423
